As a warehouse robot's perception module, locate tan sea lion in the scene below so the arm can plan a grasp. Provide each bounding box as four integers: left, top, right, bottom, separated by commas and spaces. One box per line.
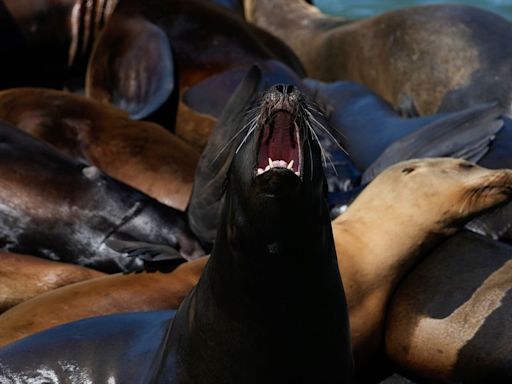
245, 0, 512, 115
333, 158, 512, 368
386, 231, 512, 383
0, 88, 198, 210
0, 252, 104, 313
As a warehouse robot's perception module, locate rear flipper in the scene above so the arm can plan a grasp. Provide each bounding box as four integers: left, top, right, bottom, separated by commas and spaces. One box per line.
362, 103, 504, 183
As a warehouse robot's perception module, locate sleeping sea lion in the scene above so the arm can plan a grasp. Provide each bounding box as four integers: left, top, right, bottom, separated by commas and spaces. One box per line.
245, 0, 512, 115
0, 87, 199, 210
0, 252, 104, 313
0, 119, 203, 272
386, 231, 512, 383
332, 158, 512, 369
0, 67, 355, 384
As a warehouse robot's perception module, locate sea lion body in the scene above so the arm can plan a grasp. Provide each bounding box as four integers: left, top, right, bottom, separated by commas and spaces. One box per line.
0, 120, 203, 272
246, 1, 512, 115
0, 88, 199, 210
386, 231, 512, 383
0, 68, 355, 384
0, 252, 104, 313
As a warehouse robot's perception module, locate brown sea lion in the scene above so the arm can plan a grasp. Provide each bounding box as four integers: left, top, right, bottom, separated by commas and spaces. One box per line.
0, 68, 355, 384
86, 0, 305, 132
0, 87, 198, 210
245, 0, 512, 115
0, 252, 104, 313
386, 231, 512, 383
332, 158, 512, 368
0, 257, 207, 347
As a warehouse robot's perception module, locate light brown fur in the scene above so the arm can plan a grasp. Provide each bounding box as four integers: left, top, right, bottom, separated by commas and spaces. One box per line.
245, 1, 512, 115
0, 88, 199, 210
0, 252, 104, 313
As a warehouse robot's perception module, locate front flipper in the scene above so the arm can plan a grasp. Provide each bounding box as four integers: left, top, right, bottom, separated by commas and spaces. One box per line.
363, 103, 504, 183
105, 239, 186, 272
86, 16, 174, 120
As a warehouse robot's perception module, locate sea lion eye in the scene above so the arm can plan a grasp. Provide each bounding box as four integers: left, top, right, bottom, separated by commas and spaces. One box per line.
401, 167, 415, 175
459, 162, 475, 169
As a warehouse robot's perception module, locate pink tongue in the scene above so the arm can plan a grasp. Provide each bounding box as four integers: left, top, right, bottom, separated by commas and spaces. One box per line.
268, 112, 294, 160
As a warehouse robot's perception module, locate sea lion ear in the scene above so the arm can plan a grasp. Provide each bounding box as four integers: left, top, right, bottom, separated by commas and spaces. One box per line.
86, 16, 174, 120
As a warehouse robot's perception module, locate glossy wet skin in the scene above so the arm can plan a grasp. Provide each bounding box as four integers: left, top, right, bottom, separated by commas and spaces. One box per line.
0, 72, 354, 384
0, 120, 203, 273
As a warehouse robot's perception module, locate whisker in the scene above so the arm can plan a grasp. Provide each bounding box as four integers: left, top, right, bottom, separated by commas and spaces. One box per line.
235, 121, 259, 154
212, 115, 260, 162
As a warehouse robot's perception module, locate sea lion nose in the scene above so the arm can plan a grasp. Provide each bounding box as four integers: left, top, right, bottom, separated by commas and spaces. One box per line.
274, 84, 285, 93
286, 85, 295, 94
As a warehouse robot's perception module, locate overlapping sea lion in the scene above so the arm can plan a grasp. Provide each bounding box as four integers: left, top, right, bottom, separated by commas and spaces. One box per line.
305, 80, 512, 243
386, 231, 512, 383
304, 80, 506, 176
0, 252, 104, 313
245, 0, 512, 115
2, 157, 510, 376
331, 158, 512, 369
0, 120, 203, 272
0, 87, 199, 210
0, 0, 118, 90
87, 0, 305, 129
0, 68, 355, 384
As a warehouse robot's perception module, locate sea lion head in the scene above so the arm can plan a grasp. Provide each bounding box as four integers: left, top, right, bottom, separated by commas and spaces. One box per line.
227, 82, 329, 229
351, 158, 512, 236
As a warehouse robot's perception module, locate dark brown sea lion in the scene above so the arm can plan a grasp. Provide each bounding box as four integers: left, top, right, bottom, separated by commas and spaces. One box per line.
0, 0, 118, 90
87, 0, 305, 131
0, 68, 355, 384
0, 252, 104, 313
0, 87, 199, 210
386, 231, 512, 383
245, 1, 512, 115
332, 158, 512, 369
0, 119, 203, 273
0, 257, 207, 347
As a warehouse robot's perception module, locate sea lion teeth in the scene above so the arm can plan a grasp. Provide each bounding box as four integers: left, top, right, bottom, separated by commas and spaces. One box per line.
268, 157, 273, 168
257, 168, 264, 175
287, 160, 294, 169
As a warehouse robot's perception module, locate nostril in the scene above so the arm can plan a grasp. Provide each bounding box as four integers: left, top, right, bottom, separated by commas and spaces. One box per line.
286, 85, 295, 94
275, 84, 284, 93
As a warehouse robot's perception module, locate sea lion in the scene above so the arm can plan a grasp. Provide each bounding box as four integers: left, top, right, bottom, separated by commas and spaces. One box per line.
304, 79, 506, 175
87, 0, 305, 130
0, 119, 203, 272
0, 252, 104, 313
0, 87, 199, 210
0, 0, 118, 90
0, 68, 355, 384
386, 231, 512, 383
332, 158, 512, 369
0, 257, 207, 347
245, 1, 512, 115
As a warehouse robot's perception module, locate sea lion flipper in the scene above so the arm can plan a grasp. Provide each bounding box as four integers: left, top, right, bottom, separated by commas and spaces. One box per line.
105, 239, 184, 262
362, 103, 505, 183
86, 16, 174, 119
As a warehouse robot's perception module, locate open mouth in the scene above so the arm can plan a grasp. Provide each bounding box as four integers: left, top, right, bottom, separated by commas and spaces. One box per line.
255, 110, 302, 178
